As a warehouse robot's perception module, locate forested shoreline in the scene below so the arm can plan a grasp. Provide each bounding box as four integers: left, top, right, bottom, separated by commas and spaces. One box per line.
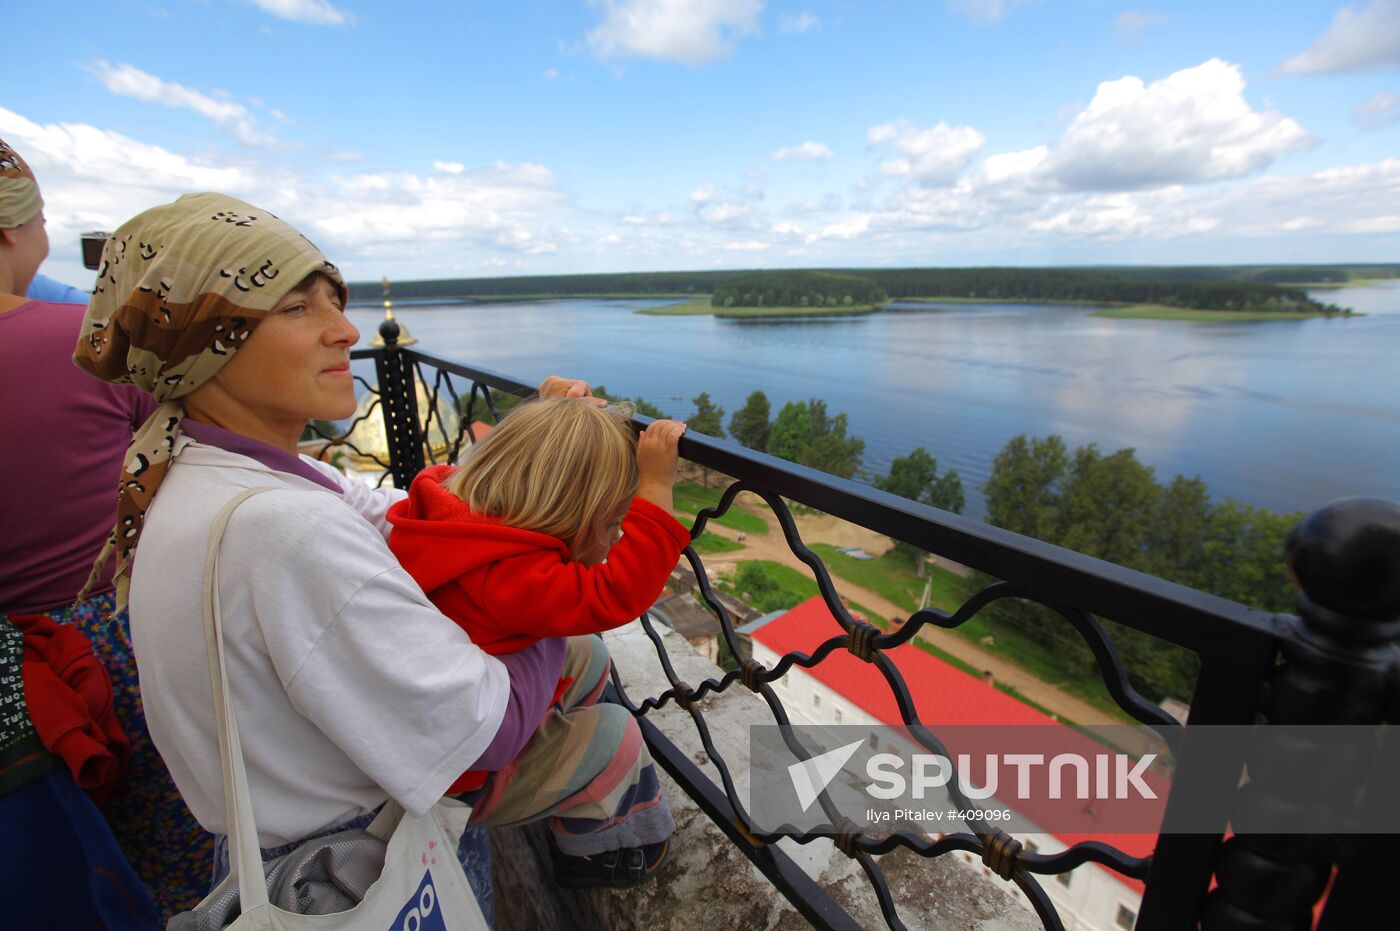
347, 264, 1396, 312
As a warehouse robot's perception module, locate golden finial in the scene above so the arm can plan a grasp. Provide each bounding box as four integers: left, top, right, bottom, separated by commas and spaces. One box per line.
371, 275, 417, 347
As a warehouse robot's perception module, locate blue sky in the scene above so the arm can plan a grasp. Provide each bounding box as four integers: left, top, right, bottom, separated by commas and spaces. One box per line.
5, 0, 1399, 285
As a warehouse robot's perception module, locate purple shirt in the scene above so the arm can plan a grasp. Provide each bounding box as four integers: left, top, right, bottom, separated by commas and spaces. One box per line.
1, 301, 158, 613
175, 421, 564, 771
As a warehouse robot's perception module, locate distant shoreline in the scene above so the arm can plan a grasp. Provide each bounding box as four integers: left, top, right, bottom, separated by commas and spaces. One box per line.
1092, 303, 1355, 321
637, 300, 884, 318
349, 285, 1388, 318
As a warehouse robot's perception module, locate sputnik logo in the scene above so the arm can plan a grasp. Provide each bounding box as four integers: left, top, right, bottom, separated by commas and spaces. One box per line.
788, 739, 866, 812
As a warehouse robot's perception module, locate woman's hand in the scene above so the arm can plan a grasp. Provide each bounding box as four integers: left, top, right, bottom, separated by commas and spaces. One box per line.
538, 375, 605, 406
636, 419, 686, 511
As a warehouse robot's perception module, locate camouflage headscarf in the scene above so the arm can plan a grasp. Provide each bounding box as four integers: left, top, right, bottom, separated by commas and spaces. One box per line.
0, 136, 43, 229
73, 192, 347, 608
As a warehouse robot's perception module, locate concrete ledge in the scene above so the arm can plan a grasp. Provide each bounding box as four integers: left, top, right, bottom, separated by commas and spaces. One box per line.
492, 623, 1039, 930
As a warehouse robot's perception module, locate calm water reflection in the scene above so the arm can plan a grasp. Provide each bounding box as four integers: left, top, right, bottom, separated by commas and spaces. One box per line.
347, 283, 1398, 518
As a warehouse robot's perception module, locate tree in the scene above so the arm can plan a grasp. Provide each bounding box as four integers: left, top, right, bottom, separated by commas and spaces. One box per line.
875, 447, 965, 559
1147, 476, 1212, 581
729, 390, 771, 452
766, 399, 864, 480
1193, 500, 1299, 612
799, 410, 864, 480
1050, 445, 1160, 569
687, 392, 725, 488
767, 401, 813, 463
982, 434, 1068, 540
687, 392, 725, 439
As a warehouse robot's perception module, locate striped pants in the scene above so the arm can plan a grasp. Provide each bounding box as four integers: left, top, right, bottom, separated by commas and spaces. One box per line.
463, 635, 674, 856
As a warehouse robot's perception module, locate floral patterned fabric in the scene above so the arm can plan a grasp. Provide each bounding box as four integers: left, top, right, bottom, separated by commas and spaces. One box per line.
46, 591, 213, 921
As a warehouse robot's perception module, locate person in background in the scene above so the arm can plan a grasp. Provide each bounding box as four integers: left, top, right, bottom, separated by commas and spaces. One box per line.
28, 270, 89, 304
387, 398, 687, 885
0, 137, 207, 918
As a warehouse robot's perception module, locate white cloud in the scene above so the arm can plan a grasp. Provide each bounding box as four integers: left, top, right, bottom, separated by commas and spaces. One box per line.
1045, 59, 1313, 191
698, 200, 751, 225
690, 185, 718, 203
773, 140, 834, 161
542, 67, 560, 80
947, 0, 1030, 25
1355, 90, 1400, 128
818, 214, 872, 240
88, 61, 279, 148
587, 0, 763, 65
1343, 214, 1400, 232
1030, 193, 1158, 238
977, 146, 1048, 186
867, 119, 985, 186
0, 106, 577, 282
779, 11, 820, 34
433, 160, 466, 174
245, 0, 355, 26
1279, 0, 1400, 74
1113, 10, 1168, 40
320, 149, 364, 163
722, 240, 769, 250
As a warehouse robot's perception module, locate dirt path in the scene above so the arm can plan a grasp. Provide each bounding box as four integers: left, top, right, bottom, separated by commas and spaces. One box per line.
682, 497, 1123, 726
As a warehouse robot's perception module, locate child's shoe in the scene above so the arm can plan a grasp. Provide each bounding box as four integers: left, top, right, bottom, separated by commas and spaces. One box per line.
548, 836, 670, 889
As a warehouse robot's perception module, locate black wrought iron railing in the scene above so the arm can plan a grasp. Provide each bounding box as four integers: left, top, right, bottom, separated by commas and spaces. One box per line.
312, 318, 1399, 931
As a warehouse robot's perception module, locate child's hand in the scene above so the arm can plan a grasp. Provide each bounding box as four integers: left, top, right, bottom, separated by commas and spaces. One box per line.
538, 375, 606, 407
636, 420, 686, 510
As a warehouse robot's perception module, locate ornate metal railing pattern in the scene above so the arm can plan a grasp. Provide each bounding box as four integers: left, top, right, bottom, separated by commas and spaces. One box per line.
347, 322, 1397, 931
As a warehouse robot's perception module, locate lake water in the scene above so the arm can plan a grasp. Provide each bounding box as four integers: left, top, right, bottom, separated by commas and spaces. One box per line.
346, 283, 1399, 519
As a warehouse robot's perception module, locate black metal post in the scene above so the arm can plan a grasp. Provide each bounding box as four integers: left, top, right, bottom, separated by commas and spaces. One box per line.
1202, 498, 1400, 930
372, 318, 426, 487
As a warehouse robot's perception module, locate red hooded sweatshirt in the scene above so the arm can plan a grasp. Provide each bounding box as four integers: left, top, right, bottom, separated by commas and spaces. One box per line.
386, 464, 692, 656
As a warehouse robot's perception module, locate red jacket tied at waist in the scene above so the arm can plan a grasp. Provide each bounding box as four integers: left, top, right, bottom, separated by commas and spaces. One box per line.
10, 614, 130, 803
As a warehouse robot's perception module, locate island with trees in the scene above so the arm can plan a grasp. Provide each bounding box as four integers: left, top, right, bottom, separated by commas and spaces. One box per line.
637, 270, 889, 317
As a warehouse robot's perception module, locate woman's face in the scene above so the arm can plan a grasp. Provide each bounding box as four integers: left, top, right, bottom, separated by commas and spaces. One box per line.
206, 272, 360, 433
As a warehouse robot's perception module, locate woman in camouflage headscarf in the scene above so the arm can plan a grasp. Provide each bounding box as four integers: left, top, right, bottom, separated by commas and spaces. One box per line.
73, 192, 650, 919
74, 192, 353, 606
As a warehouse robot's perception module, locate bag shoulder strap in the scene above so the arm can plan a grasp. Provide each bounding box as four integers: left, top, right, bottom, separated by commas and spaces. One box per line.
202, 486, 280, 914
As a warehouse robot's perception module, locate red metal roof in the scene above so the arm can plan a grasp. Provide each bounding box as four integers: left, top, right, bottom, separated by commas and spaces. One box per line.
749, 595, 1157, 890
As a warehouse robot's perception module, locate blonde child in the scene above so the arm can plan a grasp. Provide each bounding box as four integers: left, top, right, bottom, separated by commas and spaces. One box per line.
387, 397, 689, 886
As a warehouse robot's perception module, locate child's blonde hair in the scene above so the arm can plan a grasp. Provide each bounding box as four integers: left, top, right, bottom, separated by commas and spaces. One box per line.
447, 397, 639, 556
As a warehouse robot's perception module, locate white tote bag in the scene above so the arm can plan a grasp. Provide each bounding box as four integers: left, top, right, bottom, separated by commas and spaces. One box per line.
184, 487, 490, 930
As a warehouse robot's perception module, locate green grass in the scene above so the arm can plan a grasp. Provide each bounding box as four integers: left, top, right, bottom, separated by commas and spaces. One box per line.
1276, 277, 1397, 287
689, 534, 744, 555
722, 559, 885, 625
941, 610, 1133, 722
809, 544, 966, 615
636, 300, 715, 315
1093, 303, 1347, 321
671, 482, 769, 535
